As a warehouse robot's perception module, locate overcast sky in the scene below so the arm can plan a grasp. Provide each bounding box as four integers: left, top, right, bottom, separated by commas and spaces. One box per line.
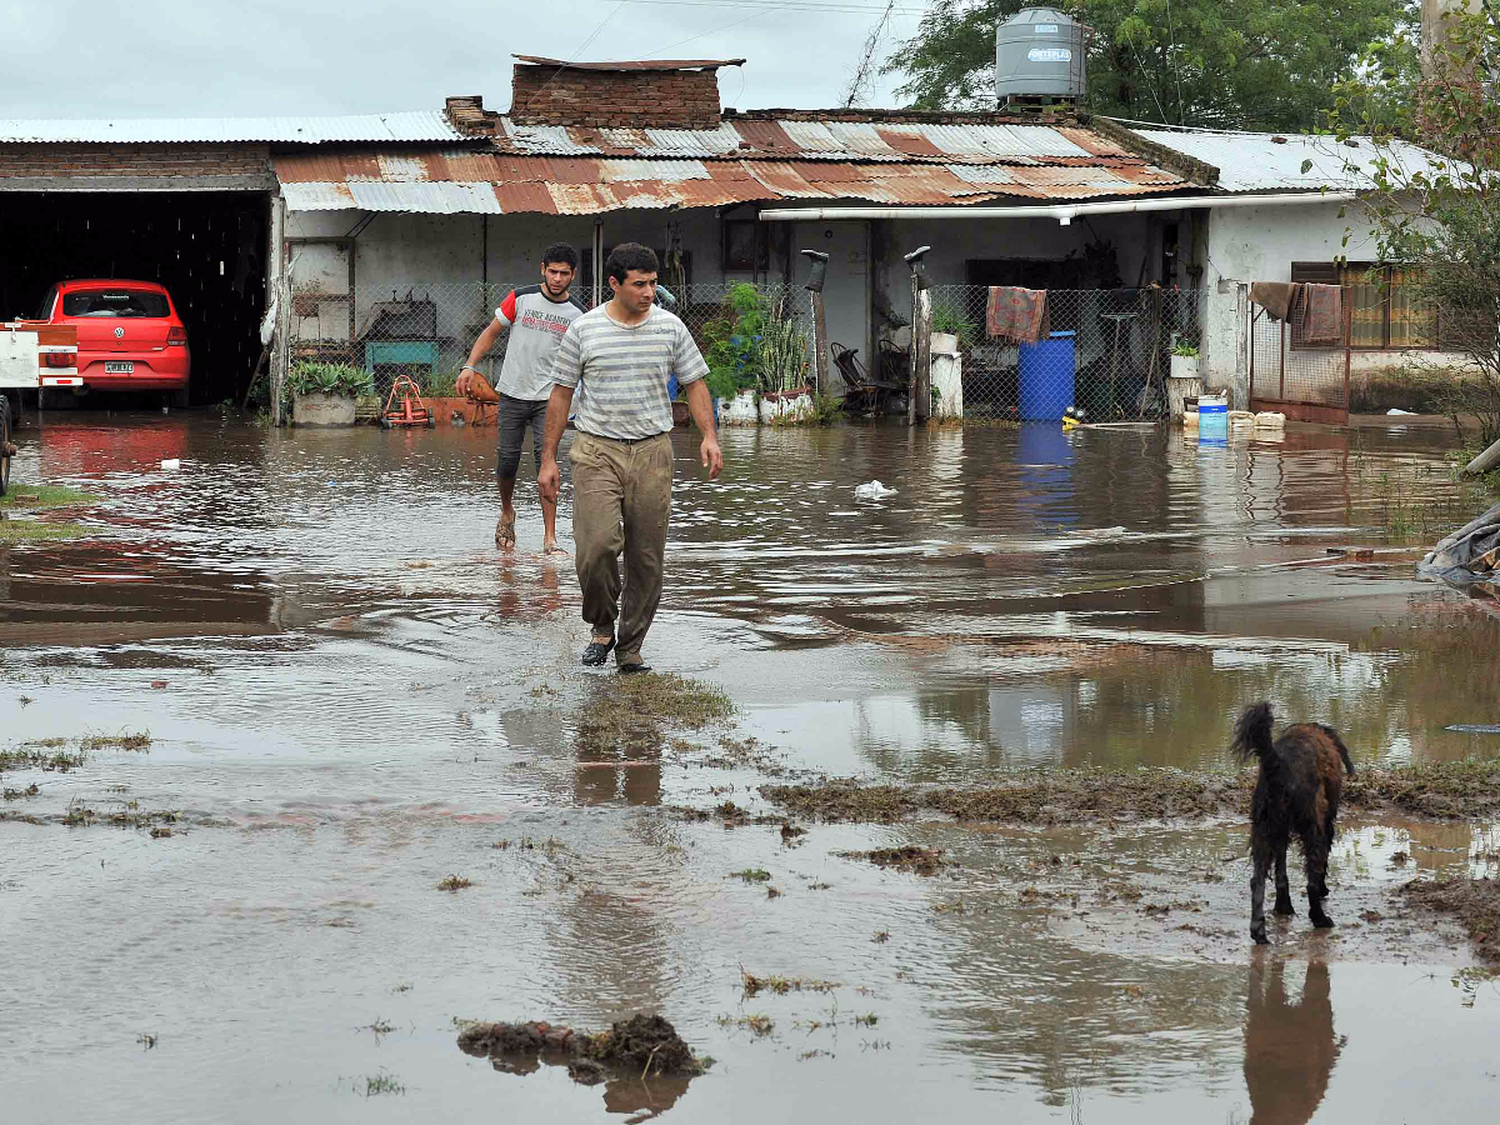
0, 0, 935, 120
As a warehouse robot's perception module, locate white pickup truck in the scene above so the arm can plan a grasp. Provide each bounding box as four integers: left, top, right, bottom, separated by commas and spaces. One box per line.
0, 321, 77, 495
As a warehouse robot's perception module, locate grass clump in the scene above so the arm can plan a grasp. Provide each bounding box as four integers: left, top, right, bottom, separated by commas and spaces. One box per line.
438, 874, 473, 892
717, 1013, 775, 1037
0, 519, 91, 543
361, 1070, 405, 1097
0, 485, 101, 510
575, 673, 737, 755
0, 746, 86, 773
728, 868, 772, 884
740, 970, 840, 998
79, 731, 152, 752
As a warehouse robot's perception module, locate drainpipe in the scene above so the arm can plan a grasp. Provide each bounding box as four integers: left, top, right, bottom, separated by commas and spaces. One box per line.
757, 192, 1360, 226
592, 220, 604, 308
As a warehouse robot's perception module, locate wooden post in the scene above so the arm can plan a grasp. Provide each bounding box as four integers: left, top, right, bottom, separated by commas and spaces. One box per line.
1464, 437, 1500, 476
903, 245, 931, 426
800, 250, 830, 397
907, 268, 919, 426
914, 288, 932, 422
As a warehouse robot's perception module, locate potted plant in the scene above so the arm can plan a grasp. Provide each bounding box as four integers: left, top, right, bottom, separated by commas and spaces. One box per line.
930, 302, 978, 354
702, 283, 767, 425
1169, 341, 1201, 381
287, 360, 373, 427
757, 303, 813, 423
1167, 341, 1203, 421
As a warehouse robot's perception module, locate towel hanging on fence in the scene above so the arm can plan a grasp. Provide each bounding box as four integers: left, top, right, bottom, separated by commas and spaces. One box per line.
1249, 281, 1300, 323
1301, 283, 1343, 343
986, 286, 1050, 344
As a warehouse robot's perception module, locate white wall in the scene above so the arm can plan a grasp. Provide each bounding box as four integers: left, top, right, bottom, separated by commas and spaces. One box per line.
1199, 197, 1471, 403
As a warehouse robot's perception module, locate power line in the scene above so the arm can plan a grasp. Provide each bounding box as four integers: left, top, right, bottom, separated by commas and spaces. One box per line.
614, 0, 929, 15
520, 0, 631, 114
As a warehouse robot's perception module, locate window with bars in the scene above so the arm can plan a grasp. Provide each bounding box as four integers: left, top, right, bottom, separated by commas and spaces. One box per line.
1290, 262, 1439, 349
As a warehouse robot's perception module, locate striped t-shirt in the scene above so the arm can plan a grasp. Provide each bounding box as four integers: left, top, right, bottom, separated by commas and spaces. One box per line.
550, 304, 708, 440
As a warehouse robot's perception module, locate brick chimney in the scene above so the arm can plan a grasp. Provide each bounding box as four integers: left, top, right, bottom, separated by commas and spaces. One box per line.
507, 56, 744, 129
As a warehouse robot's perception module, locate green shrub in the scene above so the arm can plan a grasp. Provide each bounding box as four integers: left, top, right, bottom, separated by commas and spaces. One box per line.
287, 361, 373, 399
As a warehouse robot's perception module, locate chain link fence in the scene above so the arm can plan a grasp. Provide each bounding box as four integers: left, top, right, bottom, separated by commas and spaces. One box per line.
924, 286, 1207, 422
285, 278, 810, 400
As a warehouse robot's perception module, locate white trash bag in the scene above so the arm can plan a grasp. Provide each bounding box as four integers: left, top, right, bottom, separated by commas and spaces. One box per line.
855, 480, 898, 500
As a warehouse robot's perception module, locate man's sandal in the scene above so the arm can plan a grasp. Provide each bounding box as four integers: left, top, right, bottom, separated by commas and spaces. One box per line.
581, 636, 615, 666
495, 514, 517, 549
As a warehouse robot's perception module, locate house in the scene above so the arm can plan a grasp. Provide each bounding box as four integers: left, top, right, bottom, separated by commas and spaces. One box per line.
0, 54, 1455, 421
276, 56, 1206, 411
1124, 125, 1468, 407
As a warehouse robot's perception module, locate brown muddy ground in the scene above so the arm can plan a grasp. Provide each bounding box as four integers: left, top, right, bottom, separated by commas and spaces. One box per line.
3, 410, 1500, 1123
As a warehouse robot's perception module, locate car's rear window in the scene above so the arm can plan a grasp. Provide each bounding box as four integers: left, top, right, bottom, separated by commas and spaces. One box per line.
62, 290, 170, 318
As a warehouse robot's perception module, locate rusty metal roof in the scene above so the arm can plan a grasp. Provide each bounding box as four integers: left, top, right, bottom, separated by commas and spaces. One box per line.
274, 146, 1188, 214
513, 55, 745, 71
491, 116, 1144, 164
0, 111, 466, 145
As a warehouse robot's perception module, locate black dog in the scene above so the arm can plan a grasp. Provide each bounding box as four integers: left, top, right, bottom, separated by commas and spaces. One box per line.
1232, 702, 1356, 945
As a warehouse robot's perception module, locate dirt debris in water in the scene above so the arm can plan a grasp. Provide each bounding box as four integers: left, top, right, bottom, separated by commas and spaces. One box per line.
457, 1014, 707, 1082
761, 758, 1500, 826
843, 845, 948, 876
1399, 876, 1500, 962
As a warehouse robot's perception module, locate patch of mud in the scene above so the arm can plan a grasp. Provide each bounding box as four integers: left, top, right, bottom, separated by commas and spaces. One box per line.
843, 845, 948, 876
762, 759, 1500, 826
1399, 876, 1500, 962
457, 1014, 706, 1081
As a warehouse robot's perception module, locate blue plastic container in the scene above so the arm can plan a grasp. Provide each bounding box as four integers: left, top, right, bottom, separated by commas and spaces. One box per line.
1198, 393, 1228, 442
1018, 331, 1077, 421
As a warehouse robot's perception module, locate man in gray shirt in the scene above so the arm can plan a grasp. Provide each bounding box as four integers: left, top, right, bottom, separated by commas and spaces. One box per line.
538, 244, 722, 672
456, 243, 585, 554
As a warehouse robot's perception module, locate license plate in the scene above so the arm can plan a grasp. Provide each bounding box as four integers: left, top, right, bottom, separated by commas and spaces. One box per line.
104, 361, 134, 374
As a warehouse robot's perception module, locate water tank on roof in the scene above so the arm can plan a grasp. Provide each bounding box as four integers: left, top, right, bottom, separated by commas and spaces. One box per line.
996, 7, 1087, 101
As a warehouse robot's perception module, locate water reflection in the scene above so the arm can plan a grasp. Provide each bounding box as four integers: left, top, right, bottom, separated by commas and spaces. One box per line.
1243, 959, 1342, 1125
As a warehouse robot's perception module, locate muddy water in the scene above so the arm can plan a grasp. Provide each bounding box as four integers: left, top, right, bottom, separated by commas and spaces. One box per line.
3, 411, 1499, 1122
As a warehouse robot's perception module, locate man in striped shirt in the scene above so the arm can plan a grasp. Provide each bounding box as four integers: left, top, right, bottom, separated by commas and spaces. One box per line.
538, 244, 722, 673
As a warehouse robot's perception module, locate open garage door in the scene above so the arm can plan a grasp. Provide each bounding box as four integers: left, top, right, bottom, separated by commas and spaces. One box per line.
0, 192, 269, 406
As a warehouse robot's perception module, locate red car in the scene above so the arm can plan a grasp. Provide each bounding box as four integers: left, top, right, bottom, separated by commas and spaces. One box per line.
36, 280, 190, 398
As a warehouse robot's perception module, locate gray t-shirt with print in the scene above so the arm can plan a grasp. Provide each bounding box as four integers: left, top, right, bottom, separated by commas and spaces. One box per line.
494, 285, 586, 401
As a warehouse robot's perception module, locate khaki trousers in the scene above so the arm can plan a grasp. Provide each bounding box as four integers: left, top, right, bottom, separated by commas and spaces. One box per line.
568, 432, 672, 663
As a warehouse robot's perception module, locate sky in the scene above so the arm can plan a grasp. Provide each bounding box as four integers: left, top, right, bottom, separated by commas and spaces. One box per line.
0, 0, 939, 121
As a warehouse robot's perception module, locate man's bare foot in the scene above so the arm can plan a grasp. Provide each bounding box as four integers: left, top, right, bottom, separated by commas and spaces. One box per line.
495, 513, 516, 550
542, 538, 569, 556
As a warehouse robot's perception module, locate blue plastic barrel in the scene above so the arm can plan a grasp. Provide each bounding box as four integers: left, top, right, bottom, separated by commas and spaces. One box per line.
1018, 331, 1077, 421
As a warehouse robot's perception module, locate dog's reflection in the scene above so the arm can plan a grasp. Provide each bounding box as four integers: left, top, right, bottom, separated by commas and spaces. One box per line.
1244, 958, 1346, 1125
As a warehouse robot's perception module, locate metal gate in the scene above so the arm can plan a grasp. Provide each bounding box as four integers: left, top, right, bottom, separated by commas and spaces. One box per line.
1248, 292, 1351, 425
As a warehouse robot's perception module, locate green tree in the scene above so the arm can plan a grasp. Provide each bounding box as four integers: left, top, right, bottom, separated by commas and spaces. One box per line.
884, 0, 1404, 130
1331, 5, 1500, 447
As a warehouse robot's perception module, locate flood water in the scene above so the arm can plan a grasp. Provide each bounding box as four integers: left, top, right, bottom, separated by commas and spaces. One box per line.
3, 410, 1499, 1122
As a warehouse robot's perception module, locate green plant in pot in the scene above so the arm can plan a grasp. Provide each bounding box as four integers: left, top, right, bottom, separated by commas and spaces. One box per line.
930, 303, 978, 349
286, 360, 374, 427
702, 283, 769, 403
1171, 341, 1200, 358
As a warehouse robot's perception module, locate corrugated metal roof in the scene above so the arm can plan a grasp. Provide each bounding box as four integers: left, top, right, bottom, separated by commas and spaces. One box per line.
494, 117, 1138, 164
274, 149, 1188, 214
0, 111, 466, 145
1131, 127, 1449, 193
